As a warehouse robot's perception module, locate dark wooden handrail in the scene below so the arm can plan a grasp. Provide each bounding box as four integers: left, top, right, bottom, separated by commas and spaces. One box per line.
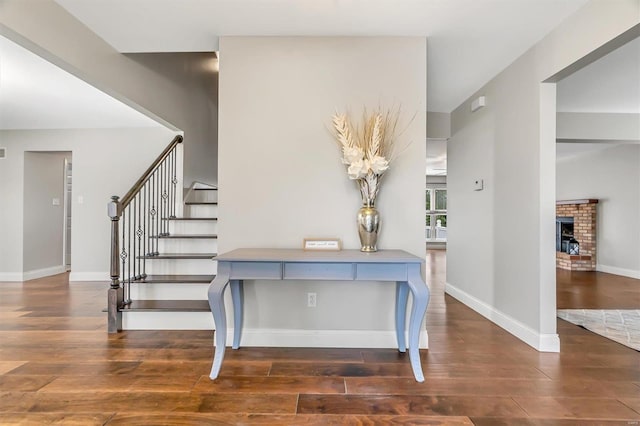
107, 134, 183, 333
119, 134, 183, 211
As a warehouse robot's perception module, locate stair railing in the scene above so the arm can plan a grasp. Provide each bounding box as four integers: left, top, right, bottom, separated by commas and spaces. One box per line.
107, 134, 182, 332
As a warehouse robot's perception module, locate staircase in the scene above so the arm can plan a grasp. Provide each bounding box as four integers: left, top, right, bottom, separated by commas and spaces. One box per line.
106, 136, 218, 332
122, 188, 218, 329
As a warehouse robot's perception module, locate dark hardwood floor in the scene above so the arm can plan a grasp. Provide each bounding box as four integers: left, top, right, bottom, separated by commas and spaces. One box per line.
0, 251, 638, 424
557, 268, 640, 309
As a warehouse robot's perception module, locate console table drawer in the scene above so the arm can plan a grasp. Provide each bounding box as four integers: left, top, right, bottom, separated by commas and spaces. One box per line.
356, 263, 407, 281
283, 262, 354, 280
230, 262, 282, 279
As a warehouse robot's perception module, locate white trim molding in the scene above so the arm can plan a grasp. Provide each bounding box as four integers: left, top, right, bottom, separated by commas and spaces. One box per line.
219, 328, 429, 349
121, 311, 429, 348
596, 264, 640, 280
446, 282, 560, 352
0, 272, 24, 282
69, 271, 109, 282
123, 311, 214, 330
23, 265, 67, 281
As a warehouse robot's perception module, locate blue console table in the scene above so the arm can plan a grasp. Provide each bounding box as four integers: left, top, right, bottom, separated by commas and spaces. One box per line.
207, 248, 430, 382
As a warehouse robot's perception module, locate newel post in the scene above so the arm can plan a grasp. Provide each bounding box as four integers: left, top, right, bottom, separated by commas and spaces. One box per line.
107, 196, 123, 333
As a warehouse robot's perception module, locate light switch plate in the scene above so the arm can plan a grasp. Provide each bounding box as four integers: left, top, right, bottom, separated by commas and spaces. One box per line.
474, 179, 484, 191
78, 196, 84, 204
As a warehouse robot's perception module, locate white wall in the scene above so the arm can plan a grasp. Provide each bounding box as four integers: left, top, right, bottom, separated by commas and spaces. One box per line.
22, 151, 71, 278
0, 1, 218, 186
557, 112, 640, 141
0, 127, 177, 281
218, 37, 426, 346
447, 0, 640, 351
557, 144, 640, 277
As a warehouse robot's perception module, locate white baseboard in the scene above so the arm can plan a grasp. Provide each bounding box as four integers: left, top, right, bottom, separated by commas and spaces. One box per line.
23, 265, 66, 281
0, 272, 24, 282
445, 282, 559, 352
596, 264, 640, 280
2, 268, 101, 282
123, 311, 214, 330
69, 272, 108, 282
121, 311, 429, 348
219, 328, 428, 349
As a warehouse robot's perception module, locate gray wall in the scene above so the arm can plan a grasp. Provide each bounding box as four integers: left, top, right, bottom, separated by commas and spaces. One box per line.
0, 127, 177, 281
447, 0, 640, 351
218, 37, 426, 343
448, 108, 495, 299
0, 0, 218, 186
557, 112, 640, 141
557, 144, 640, 277
427, 112, 451, 139
22, 151, 71, 274
426, 176, 447, 185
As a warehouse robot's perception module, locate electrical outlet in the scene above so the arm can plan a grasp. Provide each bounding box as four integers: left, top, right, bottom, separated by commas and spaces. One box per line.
307, 292, 317, 308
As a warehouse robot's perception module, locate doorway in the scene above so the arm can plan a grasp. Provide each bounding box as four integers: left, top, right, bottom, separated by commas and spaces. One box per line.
426, 136, 448, 250
552, 33, 640, 351
22, 151, 72, 279
63, 158, 72, 271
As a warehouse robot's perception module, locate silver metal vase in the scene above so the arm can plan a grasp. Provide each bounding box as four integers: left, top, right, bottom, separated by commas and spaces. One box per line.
357, 201, 380, 252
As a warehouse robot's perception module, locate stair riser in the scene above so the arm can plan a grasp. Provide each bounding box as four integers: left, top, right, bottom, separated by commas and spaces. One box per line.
122, 311, 214, 330
130, 283, 210, 300
191, 190, 218, 203
168, 221, 218, 234
158, 239, 217, 253
144, 259, 217, 275
185, 204, 218, 218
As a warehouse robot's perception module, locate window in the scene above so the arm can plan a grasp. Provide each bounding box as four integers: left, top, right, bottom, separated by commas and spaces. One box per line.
426, 187, 447, 242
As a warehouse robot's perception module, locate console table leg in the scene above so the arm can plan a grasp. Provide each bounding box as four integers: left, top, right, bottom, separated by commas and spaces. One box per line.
207, 263, 231, 380
406, 264, 430, 382
395, 281, 409, 352
230, 280, 244, 349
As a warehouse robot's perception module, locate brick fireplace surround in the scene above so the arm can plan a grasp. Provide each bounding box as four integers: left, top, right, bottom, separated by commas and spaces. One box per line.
556, 199, 598, 271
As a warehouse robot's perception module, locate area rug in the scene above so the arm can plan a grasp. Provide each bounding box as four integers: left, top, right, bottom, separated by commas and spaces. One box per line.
557, 309, 640, 351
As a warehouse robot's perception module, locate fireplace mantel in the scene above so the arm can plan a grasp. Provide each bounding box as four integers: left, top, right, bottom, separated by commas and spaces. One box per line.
556, 199, 599, 205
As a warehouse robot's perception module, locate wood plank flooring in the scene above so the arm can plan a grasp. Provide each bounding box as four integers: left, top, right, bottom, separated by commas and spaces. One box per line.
0, 251, 638, 424
557, 268, 640, 309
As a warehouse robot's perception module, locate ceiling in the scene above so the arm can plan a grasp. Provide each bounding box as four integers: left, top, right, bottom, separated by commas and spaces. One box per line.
55, 0, 589, 113
426, 138, 447, 176
6, 0, 621, 165
0, 35, 162, 130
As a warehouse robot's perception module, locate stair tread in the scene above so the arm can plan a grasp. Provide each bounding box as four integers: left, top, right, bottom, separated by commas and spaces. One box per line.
134, 275, 215, 283
185, 201, 218, 205
137, 253, 217, 259
120, 300, 211, 312
164, 217, 217, 221
152, 234, 218, 239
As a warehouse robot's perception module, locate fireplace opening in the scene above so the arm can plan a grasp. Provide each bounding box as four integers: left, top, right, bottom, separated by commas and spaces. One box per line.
556, 217, 575, 252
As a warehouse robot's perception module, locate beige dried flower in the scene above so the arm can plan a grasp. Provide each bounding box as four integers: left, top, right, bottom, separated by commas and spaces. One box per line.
330, 106, 407, 205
